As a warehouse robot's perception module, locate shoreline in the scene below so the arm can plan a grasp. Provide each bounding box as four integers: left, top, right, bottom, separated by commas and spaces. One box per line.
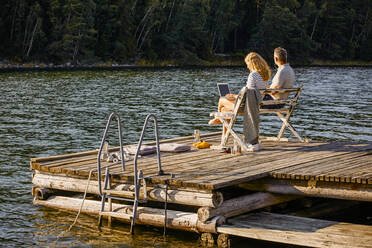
1, 59, 372, 73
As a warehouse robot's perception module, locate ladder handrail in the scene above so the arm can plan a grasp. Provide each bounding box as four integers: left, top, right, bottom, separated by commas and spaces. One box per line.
130, 114, 163, 234
97, 112, 125, 196
97, 113, 164, 235
134, 114, 164, 182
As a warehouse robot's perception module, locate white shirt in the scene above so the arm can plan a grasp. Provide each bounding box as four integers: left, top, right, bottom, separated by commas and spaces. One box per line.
271, 63, 295, 88
271, 63, 295, 99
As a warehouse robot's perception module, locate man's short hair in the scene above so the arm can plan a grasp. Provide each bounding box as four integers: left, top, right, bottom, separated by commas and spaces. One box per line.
274, 47, 287, 63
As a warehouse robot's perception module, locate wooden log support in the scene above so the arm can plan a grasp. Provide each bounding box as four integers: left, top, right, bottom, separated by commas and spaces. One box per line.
32, 172, 223, 207
216, 233, 246, 248
33, 195, 225, 233
32, 187, 51, 200
217, 234, 231, 248
200, 233, 215, 247
197, 192, 298, 222
240, 179, 372, 202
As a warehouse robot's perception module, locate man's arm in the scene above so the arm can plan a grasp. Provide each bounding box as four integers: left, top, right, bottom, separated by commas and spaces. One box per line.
270, 69, 286, 88
269, 69, 287, 98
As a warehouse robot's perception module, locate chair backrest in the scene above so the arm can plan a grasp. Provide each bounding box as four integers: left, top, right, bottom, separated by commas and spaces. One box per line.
259, 86, 303, 113
233, 86, 248, 116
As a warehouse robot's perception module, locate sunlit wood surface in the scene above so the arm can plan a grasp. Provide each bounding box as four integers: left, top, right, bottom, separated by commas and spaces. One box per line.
30, 133, 372, 190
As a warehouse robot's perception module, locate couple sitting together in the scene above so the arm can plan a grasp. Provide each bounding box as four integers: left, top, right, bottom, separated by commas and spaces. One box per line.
208, 47, 295, 151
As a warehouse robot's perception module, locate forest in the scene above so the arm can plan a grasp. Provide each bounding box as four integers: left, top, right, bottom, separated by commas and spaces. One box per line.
1, 0, 371, 66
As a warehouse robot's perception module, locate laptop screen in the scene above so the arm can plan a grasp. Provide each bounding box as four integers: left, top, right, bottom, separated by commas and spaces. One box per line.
217, 83, 230, 97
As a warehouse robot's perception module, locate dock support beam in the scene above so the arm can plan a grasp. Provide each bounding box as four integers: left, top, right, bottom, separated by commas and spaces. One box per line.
198, 192, 298, 222
239, 179, 372, 202
32, 172, 223, 207
33, 195, 225, 233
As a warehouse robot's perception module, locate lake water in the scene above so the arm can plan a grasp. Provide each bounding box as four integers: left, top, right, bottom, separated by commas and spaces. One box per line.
0, 67, 371, 247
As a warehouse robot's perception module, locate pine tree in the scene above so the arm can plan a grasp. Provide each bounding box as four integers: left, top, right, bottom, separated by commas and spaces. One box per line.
315, 0, 352, 60
62, 0, 97, 64
249, 3, 314, 63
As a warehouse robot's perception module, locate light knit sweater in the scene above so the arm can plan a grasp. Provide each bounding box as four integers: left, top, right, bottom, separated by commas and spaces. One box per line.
246, 71, 267, 90
271, 63, 295, 99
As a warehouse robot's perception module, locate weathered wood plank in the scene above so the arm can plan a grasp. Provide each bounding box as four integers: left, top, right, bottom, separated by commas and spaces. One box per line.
30, 131, 219, 165
288, 153, 372, 181
217, 212, 372, 248
209, 150, 352, 188
158, 142, 327, 188
30, 132, 372, 192
271, 150, 372, 182
276, 151, 367, 176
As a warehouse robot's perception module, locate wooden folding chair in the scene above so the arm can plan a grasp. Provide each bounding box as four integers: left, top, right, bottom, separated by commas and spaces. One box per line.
259, 85, 304, 142
210, 86, 305, 151
210, 87, 249, 150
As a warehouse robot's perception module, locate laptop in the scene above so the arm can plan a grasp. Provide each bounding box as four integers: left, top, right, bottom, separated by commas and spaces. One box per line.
217, 83, 230, 97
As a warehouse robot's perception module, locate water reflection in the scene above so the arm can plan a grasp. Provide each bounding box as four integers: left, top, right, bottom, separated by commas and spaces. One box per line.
31, 208, 201, 248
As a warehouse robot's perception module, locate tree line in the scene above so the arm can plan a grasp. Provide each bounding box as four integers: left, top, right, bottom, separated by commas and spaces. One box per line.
1, 0, 371, 65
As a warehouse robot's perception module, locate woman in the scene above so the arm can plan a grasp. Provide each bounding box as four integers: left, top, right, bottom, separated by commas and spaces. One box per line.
208, 52, 271, 125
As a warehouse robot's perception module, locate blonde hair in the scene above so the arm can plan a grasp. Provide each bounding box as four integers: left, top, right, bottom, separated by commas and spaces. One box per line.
244, 52, 271, 81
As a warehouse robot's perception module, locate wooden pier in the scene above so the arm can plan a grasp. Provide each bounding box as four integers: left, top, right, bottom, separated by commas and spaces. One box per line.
30, 132, 372, 247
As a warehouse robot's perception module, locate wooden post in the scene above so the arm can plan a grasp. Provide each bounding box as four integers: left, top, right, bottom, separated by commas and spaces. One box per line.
198, 192, 298, 222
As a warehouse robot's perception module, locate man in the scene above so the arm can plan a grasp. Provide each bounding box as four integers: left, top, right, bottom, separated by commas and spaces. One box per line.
269, 47, 295, 99
263, 47, 295, 108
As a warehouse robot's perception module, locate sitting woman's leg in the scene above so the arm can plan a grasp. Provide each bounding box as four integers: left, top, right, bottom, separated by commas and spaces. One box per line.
209, 97, 235, 125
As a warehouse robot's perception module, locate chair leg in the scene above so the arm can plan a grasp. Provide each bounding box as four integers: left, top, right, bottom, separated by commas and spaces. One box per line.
286, 123, 304, 142
219, 118, 247, 150
277, 113, 304, 142
277, 113, 287, 140
220, 119, 231, 146
220, 123, 226, 145
229, 131, 247, 151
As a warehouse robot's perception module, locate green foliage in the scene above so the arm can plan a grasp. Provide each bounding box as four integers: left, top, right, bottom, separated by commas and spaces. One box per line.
249, 3, 315, 63
0, 0, 371, 64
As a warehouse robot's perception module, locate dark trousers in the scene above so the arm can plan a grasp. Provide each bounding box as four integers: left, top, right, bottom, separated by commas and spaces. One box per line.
261, 94, 284, 109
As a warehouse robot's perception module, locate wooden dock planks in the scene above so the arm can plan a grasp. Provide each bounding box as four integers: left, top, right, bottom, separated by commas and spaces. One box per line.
30, 133, 372, 190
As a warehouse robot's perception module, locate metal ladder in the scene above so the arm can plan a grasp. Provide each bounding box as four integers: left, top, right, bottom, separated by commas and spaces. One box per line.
97, 113, 163, 234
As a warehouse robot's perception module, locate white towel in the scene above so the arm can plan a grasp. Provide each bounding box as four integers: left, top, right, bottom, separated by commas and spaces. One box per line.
159, 143, 191, 152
